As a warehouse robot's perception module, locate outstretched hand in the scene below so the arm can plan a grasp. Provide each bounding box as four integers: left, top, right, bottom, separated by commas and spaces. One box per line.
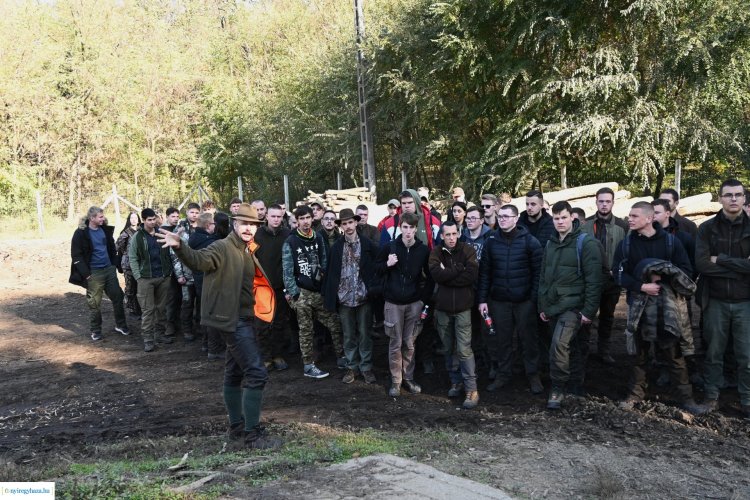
157, 228, 181, 249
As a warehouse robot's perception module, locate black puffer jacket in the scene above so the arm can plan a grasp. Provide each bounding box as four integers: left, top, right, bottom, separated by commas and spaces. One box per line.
375, 236, 433, 305
69, 220, 119, 288
518, 209, 555, 249
477, 226, 542, 304
428, 240, 479, 313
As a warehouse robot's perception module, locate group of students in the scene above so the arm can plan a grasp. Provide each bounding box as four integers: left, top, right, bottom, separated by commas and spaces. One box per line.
70, 179, 750, 448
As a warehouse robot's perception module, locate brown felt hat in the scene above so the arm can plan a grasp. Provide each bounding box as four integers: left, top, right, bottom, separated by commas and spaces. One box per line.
335, 208, 361, 225
231, 203, 262, 223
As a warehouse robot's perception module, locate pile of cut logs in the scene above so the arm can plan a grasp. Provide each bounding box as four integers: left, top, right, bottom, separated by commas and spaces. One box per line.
508, 183, 719, 224
299, 187, 375, 210
297, 183, 720, 225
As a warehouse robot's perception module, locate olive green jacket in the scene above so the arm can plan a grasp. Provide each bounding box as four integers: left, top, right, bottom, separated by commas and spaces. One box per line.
538, 226, 603, 320
175, 231, 255, 332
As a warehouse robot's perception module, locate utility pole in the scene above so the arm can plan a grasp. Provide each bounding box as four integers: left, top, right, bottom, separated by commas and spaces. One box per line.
354, 0, 377, 202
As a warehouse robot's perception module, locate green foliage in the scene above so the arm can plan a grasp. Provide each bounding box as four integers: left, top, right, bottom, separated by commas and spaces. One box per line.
0, 0, 748, 215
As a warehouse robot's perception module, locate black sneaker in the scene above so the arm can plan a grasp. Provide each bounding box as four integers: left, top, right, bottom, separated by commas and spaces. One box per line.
114, 326, 130, 336
91, 331, 103, 341
245, 425, 282, 450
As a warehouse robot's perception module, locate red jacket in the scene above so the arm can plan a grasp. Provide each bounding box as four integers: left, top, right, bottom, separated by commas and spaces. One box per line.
378, 205, 442, 250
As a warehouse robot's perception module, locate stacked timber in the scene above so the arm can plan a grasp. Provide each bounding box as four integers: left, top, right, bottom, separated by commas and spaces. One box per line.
299, 182, 719, 226
299, 187, 375, 210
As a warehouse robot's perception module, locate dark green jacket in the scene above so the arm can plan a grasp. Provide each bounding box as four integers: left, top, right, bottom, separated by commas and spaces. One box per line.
538, 225, 603, 319
581, 214, 627, 269
128, 228, 173, 281
175, 231, 255, 332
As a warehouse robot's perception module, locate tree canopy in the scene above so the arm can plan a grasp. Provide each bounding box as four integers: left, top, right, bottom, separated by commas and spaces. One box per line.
1, 0, 748, 219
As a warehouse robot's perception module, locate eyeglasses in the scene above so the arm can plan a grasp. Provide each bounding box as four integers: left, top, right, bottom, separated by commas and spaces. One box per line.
465, 217, 481, 222
481, 205, 493, 209
497, 215, 517, 220
323, 217, 336, 221
721, 192, 745, 200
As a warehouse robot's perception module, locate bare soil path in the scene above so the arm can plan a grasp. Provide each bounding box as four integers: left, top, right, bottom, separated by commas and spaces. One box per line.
1, 238, 749, 498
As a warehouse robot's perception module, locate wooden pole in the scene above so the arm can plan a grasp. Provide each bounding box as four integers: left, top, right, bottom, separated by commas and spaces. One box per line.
237, 176, 243, 202
337, 171, 342, 190
401, 170, 407, 191
35, 190, 45, 235
674, 159, 682, 196
284, 175, 290, 209
112, 184, 121, 229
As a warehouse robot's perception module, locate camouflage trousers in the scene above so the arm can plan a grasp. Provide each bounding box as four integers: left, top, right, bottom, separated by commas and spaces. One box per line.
294, 288, 342, 364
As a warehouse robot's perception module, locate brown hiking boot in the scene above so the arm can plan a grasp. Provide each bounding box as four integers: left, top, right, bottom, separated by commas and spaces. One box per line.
227, 420, 245, 440
342, 369, 357, 384
362, 370, 377, 384
463, 391, 479, 409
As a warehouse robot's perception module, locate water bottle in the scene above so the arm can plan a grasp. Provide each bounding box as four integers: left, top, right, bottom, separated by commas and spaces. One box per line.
482, 310, 496, 336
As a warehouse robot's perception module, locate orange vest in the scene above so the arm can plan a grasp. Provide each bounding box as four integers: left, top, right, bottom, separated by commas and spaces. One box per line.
248, 241, 276, 323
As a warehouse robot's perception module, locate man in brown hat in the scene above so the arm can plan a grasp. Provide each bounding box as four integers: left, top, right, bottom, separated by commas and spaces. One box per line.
323, 209, 379, 384
157, 203, 280, 449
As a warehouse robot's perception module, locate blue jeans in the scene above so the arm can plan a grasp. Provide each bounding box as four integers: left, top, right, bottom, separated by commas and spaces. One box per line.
703, 299, 750, 405
435, 309, 477, 391
220, 317, 268, 390
339, 302, 374, 372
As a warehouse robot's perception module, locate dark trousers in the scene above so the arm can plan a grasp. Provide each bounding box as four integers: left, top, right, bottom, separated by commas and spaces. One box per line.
549, 311, 585, 388
180, 284, 197, 338
164, 275, 181, 336
219, 317, 268, 390
255, 288, 292, 362
489, 299, 539, 379
628, 334, 693, 403
580, 281, 621, 355
340, 302, 374, 372
205, 325, 227, 356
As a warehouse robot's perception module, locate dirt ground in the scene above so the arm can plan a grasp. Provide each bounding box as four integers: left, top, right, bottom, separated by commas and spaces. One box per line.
1, 237, 750, 498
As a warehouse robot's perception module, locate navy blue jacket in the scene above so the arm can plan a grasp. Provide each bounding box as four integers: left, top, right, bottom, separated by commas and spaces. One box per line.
613, 223, 692, 299
188, 228, 220, 297
477, 226, 542, 303
323, 235, 378, 312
